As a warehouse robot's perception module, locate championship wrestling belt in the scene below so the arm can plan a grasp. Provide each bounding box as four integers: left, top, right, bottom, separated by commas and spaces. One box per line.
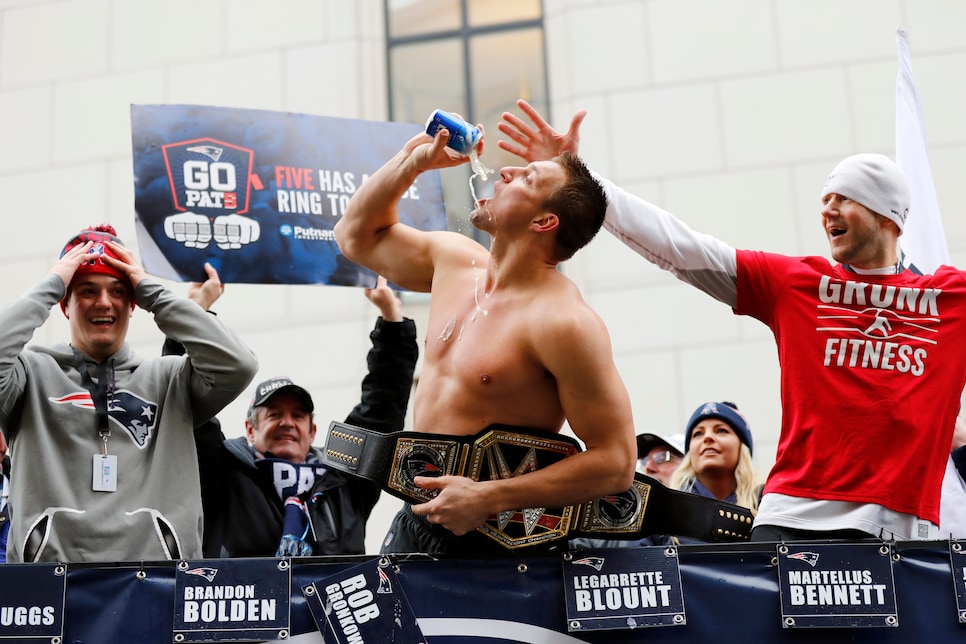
323, 421, 753, 549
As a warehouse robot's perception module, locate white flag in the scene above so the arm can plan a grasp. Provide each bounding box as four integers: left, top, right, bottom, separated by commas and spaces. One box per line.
895, 28, 949, 274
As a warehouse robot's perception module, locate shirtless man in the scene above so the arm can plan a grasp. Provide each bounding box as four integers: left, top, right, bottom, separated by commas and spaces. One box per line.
334, 125, 636, 554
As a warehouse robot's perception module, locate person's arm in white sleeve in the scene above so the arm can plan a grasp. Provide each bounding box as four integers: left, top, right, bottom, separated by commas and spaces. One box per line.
599, 176, 738, 307
497, 98, 738, 307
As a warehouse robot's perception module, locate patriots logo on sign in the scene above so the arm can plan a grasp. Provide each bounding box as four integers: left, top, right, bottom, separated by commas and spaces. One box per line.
377, 567, 393, 595
573, 556, 605, 571
185, 567, 219, 582
787, 551, 820, 567
162, 137, 254, 216
50, 390, 159, 448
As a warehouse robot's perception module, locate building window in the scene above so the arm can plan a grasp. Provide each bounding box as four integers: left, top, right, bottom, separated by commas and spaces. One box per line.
386, 0, 547, 241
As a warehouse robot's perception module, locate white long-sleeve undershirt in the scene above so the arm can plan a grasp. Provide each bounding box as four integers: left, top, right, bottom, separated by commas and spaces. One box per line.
598, 174, 739, 308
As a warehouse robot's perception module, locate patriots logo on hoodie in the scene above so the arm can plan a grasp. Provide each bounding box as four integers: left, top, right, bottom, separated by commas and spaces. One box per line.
50, 390, 159, 448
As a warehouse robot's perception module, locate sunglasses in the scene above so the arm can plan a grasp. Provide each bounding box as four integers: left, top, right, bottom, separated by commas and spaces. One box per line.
637, 451, 679, 471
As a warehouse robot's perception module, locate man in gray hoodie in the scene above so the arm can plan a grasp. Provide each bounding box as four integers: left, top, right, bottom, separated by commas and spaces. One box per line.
0, 224, 258, 563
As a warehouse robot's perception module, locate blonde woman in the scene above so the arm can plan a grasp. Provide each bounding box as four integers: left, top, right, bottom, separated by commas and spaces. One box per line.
670, 401, 764, 516
573, 402, 763, 549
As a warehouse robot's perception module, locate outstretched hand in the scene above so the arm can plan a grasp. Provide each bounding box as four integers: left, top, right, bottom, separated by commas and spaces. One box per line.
497, 99, 584, 163
187, 262, 224, 312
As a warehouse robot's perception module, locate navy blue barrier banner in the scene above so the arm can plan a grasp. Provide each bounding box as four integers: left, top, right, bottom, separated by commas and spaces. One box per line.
10, 541, 965, 643
130, 104, 447, 286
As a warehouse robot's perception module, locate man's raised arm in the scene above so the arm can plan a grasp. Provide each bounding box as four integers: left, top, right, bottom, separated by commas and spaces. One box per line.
336, 130, 472, 292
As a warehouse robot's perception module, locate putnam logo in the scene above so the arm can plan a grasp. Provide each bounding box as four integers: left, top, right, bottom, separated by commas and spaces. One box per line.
287, 225, 335, 241
275, 223, 335, 241
163, 138, 254, 215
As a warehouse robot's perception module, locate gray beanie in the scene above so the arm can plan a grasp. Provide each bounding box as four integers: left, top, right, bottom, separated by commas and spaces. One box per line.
820, 153, 910, 235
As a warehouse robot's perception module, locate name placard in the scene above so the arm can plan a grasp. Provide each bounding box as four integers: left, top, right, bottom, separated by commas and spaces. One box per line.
948, 540, 966, 623
563, 546, 685, 632
173, 558, 291, 642
0, 563, 66, 641
302, 557, 423, 644
777, 542, 898, 628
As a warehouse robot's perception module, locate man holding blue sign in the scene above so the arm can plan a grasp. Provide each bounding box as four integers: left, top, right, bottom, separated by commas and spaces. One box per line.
334, 123, 637, 554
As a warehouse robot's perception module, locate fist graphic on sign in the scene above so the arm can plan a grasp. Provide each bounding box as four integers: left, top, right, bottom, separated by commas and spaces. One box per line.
163, 212, 212, 249
163, 213, 261, 251
213, 214, 260, 250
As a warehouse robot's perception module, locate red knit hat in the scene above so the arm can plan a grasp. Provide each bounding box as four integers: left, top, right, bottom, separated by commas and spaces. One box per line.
59, 224, 134, 314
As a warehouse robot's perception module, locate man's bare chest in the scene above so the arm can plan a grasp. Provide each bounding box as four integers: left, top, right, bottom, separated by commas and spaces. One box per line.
428, 286, 548, 377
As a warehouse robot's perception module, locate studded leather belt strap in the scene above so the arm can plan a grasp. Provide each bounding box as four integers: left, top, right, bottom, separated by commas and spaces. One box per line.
323, 421, 753, 549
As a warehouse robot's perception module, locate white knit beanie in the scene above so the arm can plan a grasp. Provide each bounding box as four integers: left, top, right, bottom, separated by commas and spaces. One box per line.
820, 153, 911, 235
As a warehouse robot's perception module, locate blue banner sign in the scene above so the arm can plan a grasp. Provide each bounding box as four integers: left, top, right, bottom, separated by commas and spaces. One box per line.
1, 544, 965, 643
301, 557, 424, 644
949, 540, 966, 623
173, 558, 291, 642
563, 546, 685, 632
0, 563, 65, 642
777, 542, 898, 628
130, 104, 447, 286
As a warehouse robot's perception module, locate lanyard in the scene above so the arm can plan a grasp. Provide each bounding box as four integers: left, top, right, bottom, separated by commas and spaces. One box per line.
74, 350, 114, 456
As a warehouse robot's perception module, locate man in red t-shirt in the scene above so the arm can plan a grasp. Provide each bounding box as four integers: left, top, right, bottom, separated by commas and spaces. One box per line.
499, 99, 966, 541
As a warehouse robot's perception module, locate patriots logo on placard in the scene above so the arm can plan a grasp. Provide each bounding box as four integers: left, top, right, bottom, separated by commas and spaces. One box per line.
377, 567, 393, 595
186, 145, 224, 162
50, 390, 159, 448
162, 137, 254, 216
787, 551, 820, 567
573, 556, 605, 571
185, 567, 218, 582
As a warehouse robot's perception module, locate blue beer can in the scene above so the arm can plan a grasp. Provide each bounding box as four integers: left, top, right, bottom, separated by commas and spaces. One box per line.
425, 109, 482, 155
